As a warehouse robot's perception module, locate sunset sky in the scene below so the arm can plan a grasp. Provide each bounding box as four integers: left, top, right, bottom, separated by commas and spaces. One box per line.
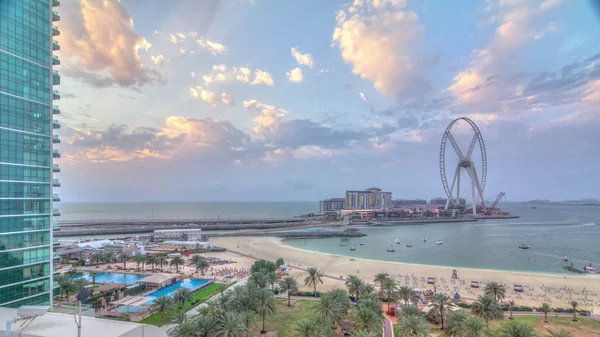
56, 0, 600, 202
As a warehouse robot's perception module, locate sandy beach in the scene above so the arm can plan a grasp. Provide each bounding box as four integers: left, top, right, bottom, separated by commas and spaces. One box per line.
211, 237, 600, 311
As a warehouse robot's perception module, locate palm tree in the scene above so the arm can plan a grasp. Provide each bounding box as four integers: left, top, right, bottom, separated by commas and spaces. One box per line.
238, 309, 257, 337
173, 288, 193, 307
360, 283, 375, 297
498, 320, 536, 337
471, 294, 503, 329
88, 271, 99, 284
446, 310, 469, 337
146, 255, 156, 271
170, 256, 184, 273
546, 329, 572, 337
345, 275, 364, 303
484, 281, 507, 302
196, 315, 219, 337
570, 300, 578, 321
90, 252, 103, 265
429, 293, 453, 330
168, 313, 197, 337
401, 305, 421, 318
255, 288, 276, 334
151, 296, 174, 324
379, 277, 397, 314
215, 312, 246, 337
316, 290, 349, 329
508, 300, 515, 319
190, 254, 203, 268
73, 278, 88, 294
278, 276, 299, 306
265, 272, 278, 290
103, 252, 115, 264
374, 273, 388, 285
157, 255, 168, 272
295, 319, 318, 337
55, 274, 75, 302
397, 286, 414, 307
396, 314, 429, 337
304, 267, 324, 297
355, 306, 383, 332
352, 329, 379, 337
118, 253, 130, 269
459, 317, 486, 337
249, 272, 268, 289
540, 302, 552, 323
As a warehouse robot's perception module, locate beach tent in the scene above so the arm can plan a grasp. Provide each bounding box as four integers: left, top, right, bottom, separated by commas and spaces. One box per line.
413, 288, 422, 293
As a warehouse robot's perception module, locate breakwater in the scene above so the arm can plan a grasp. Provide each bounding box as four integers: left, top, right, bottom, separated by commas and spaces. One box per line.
216, 231, 366, 238
368, 218, 478, 225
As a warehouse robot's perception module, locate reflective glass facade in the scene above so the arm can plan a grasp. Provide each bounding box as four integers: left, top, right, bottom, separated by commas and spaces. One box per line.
0, 0, 59, 308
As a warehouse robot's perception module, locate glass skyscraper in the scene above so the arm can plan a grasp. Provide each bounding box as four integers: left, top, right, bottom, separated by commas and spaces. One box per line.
0, 0, 60, 307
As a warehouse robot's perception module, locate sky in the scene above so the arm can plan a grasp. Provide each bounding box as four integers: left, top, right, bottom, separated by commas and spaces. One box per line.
55, 0, 600, 202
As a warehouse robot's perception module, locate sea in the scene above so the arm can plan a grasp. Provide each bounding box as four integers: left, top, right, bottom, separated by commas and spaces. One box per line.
59, 202, 600, 275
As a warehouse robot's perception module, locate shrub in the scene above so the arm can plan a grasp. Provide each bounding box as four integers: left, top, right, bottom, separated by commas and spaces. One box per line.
296, 291, 321, 297
457, 302, 472, 308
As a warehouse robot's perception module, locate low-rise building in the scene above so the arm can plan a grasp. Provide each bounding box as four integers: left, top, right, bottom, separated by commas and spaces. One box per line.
320, 198, 346, 212
153, 228, 202, 241
345, 187, 392, 209
430, 197, 466, 206
160, 240, 212, 251
392, 199, 427, 207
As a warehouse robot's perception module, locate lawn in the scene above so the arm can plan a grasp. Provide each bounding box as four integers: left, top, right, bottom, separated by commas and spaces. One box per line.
488, 315, 600, 337
256, 299, 319, 337
140, 283, 223, 326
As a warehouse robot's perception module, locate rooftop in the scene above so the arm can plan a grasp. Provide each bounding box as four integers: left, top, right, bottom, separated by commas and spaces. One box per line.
137, 273, 177, 285
0, 307, 166, 337
162, 240, 210, 245
154, 228, 202, 233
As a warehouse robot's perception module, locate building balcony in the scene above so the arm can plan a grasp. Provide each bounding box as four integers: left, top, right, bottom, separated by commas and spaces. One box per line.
52, 25, 60, 36
53, 90, 60, 100
52, 179, 61, 187
52, 55, 60, 66
53, 149, 60, 158
53, 194, 61, 202
52, 0, 60, 7
52, 164, 61, 173
53, 70, 60, 85
52, 10, 60, 22
53, 105, 60, 115
53, 209, 60, 217
52, 40, 60, 51
52, 120, 60, 129
53, 135, 60, 144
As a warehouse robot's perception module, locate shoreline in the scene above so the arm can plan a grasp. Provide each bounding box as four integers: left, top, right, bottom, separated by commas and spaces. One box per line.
210, 236, 600, 311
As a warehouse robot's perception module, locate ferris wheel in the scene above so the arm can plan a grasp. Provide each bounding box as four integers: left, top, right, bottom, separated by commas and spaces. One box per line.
439, 117, 487, 215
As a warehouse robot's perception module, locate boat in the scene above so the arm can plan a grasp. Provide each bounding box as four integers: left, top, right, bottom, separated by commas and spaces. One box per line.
531, 206, 537, 209
518, 244, 530, 249
395, 238, 401, 244
349, 245, 356, 251
584, 264, 600, 274
423, 238, 427, 242
359, 242, 366, 246
436, 240, 443, 245
564, 263, 584, 274
562, 256, 569, 262
387, 245, 396, 252
406, 244, 413, 248
340, 243, 347, 246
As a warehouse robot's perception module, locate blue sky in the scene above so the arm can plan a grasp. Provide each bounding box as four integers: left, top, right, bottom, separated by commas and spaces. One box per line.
55, 0, 600, 202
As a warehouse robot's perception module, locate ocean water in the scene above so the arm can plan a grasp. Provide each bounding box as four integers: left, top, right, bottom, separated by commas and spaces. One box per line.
285, 203, 600, 274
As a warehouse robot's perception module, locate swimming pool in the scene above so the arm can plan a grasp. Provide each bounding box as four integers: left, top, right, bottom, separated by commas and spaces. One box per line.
75, 272, 147, 285
147, 279, 210, 298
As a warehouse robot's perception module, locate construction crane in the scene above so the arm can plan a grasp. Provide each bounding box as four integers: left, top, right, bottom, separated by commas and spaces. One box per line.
481, 192, 505, 215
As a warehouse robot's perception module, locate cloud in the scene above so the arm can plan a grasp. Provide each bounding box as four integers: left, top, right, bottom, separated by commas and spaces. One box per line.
189, 86, 234, 107
151, 55, 169, 65
196, 37, 226, 55
167, 31, 226, 55
56, 0, 163, 88
291, 47, 314, 68
286, 67, 303, 83
243, 100, 287, 133
201, 65, 274, 86
332, 0, 428, 100
359, 92, 367, 101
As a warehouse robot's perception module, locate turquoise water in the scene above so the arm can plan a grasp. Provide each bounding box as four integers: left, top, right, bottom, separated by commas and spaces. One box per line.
147, 279, 210, 298
285, 203, 600, 274
76, 272, 147, 284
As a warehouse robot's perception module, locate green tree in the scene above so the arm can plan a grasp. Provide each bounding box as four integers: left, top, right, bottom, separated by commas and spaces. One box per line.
170, 256, 184, 273
249, 271, 268, 289
173, 288, 193, 307
401, 305, 421, 318
374, 273, 388, 285
88, 271, 99, 284
345, 275, 364, 303
167, 313, 197, 337
379, 277, 398, 313
351, 329, 379, 337
278, 276, 299, 306
355, 306, 383, 332
118, 253, 130, 269
195, 315, 219, 337
459, 317, 486, 337
151, 296, 174, 324
360, 283, 375, 297
471, 294, 503, 329
255, 288, 276, 334
570, 300, 578, 322
508, 300, 515, 319
55, 274, 75, 302
498, 320, 536, 337
216, 312, 246, 337
238, 309, 257, 337
397, 286, 414, 307
275, 258, 284, 267
446, 310, 469, 337
190, 255, 203, 269
197, 259, 210, 275
146, 255, 156, 271
316, 290, 350, 329
304, 267, 324, 297
546, 329, 572, 337
157, 255, 168, 272
250, 260, 277, 275
295, 319, 318, 337
429, 293, 453, 330
90, 252, 103, 265
485, 281, 507, 302
102, 252, 114, 264
396, 314, 429, 337
540, 302, 552, 323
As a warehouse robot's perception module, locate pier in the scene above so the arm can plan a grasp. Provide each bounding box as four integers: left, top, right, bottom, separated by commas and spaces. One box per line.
57, 217, 305, 226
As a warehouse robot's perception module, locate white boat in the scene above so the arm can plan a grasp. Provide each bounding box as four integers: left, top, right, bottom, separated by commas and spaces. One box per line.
584, 264, 600, 274
562, 256, 568, 262
423, 238, 427, 242
406, 244, 413, 248
395, 238, 400, 244
436, 240, 443, 245
340, 243, 347, 246
349, 245, 356, 251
